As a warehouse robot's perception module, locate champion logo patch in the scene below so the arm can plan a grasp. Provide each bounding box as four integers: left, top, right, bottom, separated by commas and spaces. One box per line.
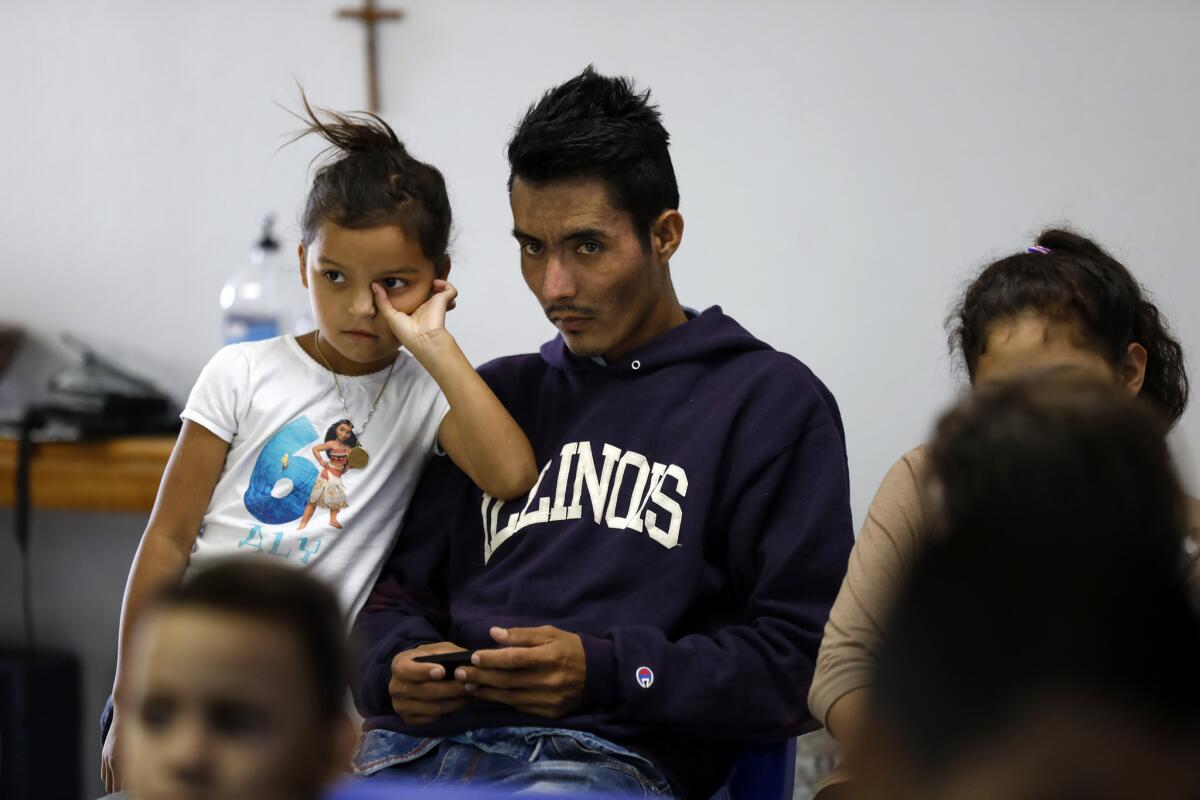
635, 666, 654, 688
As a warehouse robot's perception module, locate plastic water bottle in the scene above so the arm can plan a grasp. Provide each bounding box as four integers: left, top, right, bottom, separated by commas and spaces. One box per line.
221, 215, 306, 344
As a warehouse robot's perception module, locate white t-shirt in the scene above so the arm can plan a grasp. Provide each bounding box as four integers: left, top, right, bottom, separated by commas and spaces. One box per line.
181, 335, 449, 621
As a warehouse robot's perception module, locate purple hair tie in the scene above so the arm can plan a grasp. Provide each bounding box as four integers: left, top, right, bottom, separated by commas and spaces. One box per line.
1027, 245, 1052, 254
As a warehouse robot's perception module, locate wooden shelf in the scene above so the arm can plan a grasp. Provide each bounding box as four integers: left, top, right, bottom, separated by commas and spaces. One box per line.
0, 435, 176, 513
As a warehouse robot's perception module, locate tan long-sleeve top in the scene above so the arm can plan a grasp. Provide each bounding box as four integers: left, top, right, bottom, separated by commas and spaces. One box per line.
809, 445, 1200, 729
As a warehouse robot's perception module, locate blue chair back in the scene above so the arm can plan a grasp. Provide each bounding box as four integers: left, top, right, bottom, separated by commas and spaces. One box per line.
711, 738, 797, 800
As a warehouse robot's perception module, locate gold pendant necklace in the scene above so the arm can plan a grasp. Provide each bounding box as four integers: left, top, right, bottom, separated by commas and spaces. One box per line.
314, 333, 397, 470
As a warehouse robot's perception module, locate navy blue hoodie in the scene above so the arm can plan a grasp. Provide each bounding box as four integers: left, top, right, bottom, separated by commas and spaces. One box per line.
352, 307, 853, 798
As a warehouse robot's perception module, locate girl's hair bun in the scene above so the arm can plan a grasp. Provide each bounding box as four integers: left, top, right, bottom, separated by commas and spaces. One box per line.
290, 89, 452, 268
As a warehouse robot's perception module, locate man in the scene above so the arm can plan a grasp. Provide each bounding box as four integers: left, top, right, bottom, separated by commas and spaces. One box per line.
115, 560, 354, 800
351, 66, 853, 798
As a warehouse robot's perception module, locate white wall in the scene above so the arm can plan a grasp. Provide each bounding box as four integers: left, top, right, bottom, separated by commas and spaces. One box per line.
2, 2, 1198, 797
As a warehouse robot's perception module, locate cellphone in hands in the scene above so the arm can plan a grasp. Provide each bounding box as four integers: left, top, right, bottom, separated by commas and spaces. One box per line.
413, 650, 476, 679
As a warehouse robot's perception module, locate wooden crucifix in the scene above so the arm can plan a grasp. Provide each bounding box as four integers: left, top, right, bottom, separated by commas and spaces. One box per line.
337, 0, 403, 113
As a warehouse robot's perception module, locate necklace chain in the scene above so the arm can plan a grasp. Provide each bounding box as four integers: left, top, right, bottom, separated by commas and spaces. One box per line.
313, 333, 396, 439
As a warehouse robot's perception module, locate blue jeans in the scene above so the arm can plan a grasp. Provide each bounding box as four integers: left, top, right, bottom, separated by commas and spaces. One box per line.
354, 726, 674, 797
100, 693, 114, 742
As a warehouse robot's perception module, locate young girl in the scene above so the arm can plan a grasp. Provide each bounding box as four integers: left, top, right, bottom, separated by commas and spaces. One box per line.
100, 98, 538, 792
808, 228, 1195, 796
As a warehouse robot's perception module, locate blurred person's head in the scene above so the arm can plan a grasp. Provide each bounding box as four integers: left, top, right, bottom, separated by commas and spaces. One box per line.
949, 228, 1189, 425
119, 560, 353, 800
859, 373, 1200, 800
507, 66, 685, 360
927, 368, 1189, 557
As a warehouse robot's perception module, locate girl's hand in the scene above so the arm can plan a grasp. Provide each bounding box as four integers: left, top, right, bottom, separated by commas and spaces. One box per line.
101, 706, 123, 792
373, 279, 458, 357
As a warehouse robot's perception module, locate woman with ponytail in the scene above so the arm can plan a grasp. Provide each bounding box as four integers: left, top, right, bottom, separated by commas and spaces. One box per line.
99, 97, 538, 792
808, 228, 1195, 797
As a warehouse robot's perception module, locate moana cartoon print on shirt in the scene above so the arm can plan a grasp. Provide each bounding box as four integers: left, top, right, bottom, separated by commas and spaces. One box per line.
298, 418, 358, 530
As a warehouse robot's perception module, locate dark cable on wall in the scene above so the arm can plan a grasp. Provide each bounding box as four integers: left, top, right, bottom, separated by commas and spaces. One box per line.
15, 408, 43, 725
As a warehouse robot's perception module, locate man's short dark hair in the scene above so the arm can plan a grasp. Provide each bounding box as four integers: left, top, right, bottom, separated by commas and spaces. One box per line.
153, 559, 348, 720
507, 65, 679, 247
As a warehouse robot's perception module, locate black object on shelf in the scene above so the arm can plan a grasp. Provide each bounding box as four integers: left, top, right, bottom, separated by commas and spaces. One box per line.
0, 333, 181, 441
41, 334, 180, 438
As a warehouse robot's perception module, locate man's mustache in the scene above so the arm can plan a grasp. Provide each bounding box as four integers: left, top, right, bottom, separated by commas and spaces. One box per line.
544, 304, 598, 319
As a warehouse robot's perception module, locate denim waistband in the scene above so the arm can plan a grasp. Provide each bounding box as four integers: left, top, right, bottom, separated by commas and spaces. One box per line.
353, 725, 663, 779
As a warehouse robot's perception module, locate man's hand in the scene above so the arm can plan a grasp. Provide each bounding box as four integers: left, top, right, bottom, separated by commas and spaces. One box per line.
456, 626, 586, 718
389, 642, 473, 725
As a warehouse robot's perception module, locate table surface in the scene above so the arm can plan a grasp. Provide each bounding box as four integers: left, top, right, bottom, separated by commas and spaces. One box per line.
0, 435, 176, 513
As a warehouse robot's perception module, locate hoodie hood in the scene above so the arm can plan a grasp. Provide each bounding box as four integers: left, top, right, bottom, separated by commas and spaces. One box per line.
539, 305, 773, 375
